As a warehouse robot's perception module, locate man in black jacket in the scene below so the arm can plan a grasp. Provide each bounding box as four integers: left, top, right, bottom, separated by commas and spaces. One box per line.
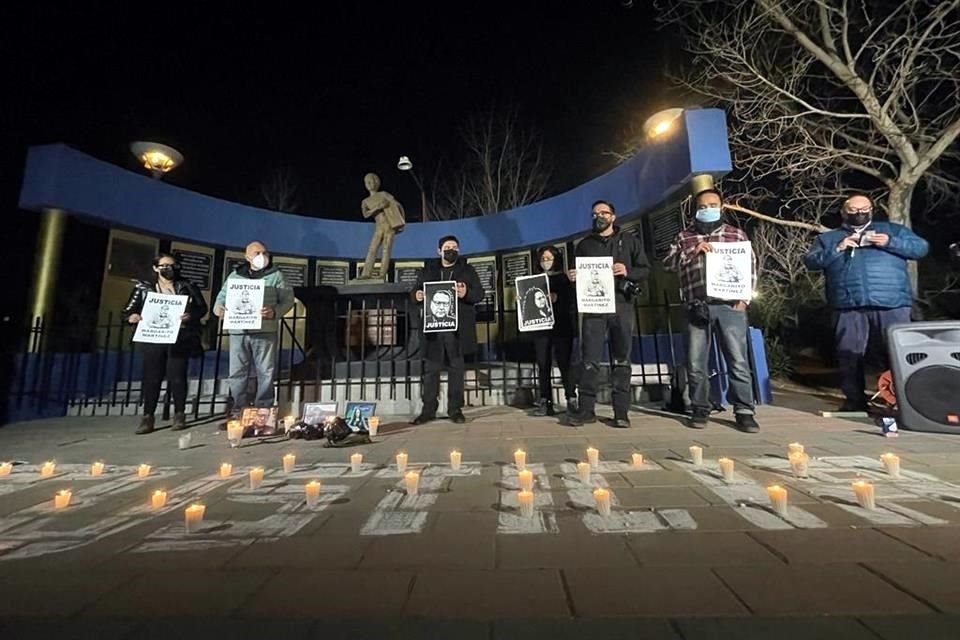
567, 200, 650, 428
410, 235, 484, 425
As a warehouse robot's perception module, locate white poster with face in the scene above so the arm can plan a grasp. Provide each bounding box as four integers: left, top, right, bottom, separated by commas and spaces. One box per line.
133, 293, 189, 344
575, 256, 616, 314
223, 279, 265, 330
516, 273, 554, 332
423, 281, 458, 333
705, 241, 752, 300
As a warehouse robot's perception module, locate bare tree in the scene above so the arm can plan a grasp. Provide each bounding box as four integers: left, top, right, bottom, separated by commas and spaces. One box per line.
431, 108, 552, 219
259, 168, 301, 213
653, 0, 960, 233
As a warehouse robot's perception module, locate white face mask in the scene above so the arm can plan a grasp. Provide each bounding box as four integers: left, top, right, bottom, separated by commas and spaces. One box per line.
251, 254, 268, 270
541, 260, 554, 272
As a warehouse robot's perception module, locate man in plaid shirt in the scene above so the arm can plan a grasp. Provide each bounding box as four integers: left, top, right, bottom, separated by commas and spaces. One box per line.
665, 187, 760, 433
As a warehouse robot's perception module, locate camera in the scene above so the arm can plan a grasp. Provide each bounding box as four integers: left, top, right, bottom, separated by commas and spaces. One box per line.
614, 278, 642, 299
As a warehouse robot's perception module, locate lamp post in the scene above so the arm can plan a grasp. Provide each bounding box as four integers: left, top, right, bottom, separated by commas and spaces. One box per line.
642, 108, 684, 140
130, 141, 184, 179
397, 155, 428, 222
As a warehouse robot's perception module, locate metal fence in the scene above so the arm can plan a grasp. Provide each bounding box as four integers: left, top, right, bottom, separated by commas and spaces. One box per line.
7, 292, 705, 423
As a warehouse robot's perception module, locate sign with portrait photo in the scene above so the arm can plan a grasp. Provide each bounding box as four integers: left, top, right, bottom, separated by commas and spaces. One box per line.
575, 257, 616, 314
705, 241, 753, 300
223, 279, 265, 330
422, 281, 458, 333
516, 273, 554, 332
133, 292, 189, 344
301, 402, 338, 426
344, 402, 376, 433
241, 406, 279, 437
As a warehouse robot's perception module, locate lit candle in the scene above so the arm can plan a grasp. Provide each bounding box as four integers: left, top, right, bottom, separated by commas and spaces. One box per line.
514, 449, 527, 471
404, 471, 420, 497
219, 463, 232, 478
178, 433, 192, 450
0, 462, 11, 476
767, 484, 789, 517
350, 453, 363, 473
41, 461, 56, 477
151, 490, 167, 509
586, 447, 600, 468
631, 453, 644, 469
718, 457, 735, 482
789, 452, 809, 478
518, 469, 534, 492
184, 504, 205, 533
305, 480, 322, 507
518, 490, 535, 518
396, 452, 408, 474
137, 464, 151, 478
249, 467, 264, 490
449, 450, 462, 471
227, 420, 243, 447
282, 453, 296, 473
368, 416, 380, 437
90, 461, 105, 477
788, 442, 805, 457
689, 446, 703, 466
852, 480, 876, 510
577, 462, 591, 484
283, 415, 295, 431
593, 487, 611, 517
53, 489, 71, 509
880, 453, 901, 478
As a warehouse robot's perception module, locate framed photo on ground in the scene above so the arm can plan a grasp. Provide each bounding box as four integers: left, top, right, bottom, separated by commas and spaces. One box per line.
344, 402, 377, 432
241, 406, 279, 437
301, 402, 338, 426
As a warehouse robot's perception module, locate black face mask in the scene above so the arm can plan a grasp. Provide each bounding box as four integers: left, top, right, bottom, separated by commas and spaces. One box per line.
157, 266, 176, 280
593, 216, 612, 233
843, 213, 871, 228
442, 249, 459, 263
695, 220, 721, 235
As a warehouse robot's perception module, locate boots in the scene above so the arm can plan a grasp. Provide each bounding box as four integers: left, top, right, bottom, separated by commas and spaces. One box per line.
532, 399, 555, 417
172, 412, 188, 431
136, 415, 155, 435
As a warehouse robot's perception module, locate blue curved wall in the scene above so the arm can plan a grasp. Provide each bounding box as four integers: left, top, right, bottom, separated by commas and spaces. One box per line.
19, 109, 731, 259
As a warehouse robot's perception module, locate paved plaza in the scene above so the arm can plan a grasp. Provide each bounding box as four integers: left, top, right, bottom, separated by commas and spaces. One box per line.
1, 400, 960, 638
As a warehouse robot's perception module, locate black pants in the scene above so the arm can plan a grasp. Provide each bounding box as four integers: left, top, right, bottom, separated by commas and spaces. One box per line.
578, 303, 634, 418
141, 343, 189, 416
421, 333, 465, 416
533, 331, 577, 402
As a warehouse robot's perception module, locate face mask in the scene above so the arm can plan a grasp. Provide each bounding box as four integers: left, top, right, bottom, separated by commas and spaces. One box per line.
442, 249, 459, 263
540, 260, 554, 272
251, 254, 268, 270
843, 213, 871, 228
696, 207, 722, 223
157, 266, 176, 280
593, 216, 612, 232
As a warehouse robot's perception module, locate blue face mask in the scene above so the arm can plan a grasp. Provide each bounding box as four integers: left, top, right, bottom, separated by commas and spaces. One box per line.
696, 207, 722, 223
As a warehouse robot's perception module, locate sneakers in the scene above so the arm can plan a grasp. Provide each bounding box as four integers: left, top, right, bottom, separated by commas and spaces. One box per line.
837, 400, 868, 413
532, 399, 556, 417
612, 416, 631, 429
567, 410, 596, 427
735, 414, 760, 433
449, 411, 467, 424
566, 397, 579, 415
687, 410, 709, 429
172, 412, 188, 431
136, 415, 155, 435
410, 413, 436, 426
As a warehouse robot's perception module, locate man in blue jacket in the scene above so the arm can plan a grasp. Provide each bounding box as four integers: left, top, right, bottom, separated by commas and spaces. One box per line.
804, 194, 929, 411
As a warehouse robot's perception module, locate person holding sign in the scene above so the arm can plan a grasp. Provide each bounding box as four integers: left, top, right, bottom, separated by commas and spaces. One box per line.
567, 200, 649, 428
213, 241, 295, 420
665, 187, 759, 433
530, 245, 578, 417
123, 252, 207, 434
409, 235, 483, 425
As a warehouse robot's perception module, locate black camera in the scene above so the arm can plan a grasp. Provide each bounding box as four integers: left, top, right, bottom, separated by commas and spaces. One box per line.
614, 278, 642, 299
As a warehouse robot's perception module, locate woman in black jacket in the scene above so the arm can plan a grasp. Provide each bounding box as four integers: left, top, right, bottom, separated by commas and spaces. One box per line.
531, 245, 579, 416
123, 252, 207, 434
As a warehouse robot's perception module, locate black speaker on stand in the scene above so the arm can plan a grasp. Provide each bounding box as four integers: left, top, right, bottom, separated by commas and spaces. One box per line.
887, 321, 960, 433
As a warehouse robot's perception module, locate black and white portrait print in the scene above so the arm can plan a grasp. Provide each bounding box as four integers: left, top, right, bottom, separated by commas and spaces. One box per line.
423, 280, 458, 333
516, 273, 554, 332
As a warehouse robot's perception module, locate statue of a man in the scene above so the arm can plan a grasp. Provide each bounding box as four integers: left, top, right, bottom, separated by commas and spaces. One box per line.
359, 172, 406, 280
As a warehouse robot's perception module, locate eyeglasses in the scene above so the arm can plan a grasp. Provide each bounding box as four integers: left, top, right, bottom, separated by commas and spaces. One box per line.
593, 210, 614, 217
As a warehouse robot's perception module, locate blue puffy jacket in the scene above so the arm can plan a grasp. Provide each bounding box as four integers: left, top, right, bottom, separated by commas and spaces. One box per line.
803, 221, 928, 310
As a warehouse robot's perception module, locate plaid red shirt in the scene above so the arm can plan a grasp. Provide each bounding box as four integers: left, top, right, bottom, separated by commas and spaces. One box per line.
664, 223, 758, 303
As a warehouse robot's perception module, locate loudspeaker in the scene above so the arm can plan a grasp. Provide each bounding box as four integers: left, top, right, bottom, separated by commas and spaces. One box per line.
887, 321, 960, 433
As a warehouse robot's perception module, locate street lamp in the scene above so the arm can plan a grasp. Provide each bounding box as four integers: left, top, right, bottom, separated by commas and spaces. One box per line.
130, 141, 184, 179
397, 155, 429, 222
642, 108, 684, 140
